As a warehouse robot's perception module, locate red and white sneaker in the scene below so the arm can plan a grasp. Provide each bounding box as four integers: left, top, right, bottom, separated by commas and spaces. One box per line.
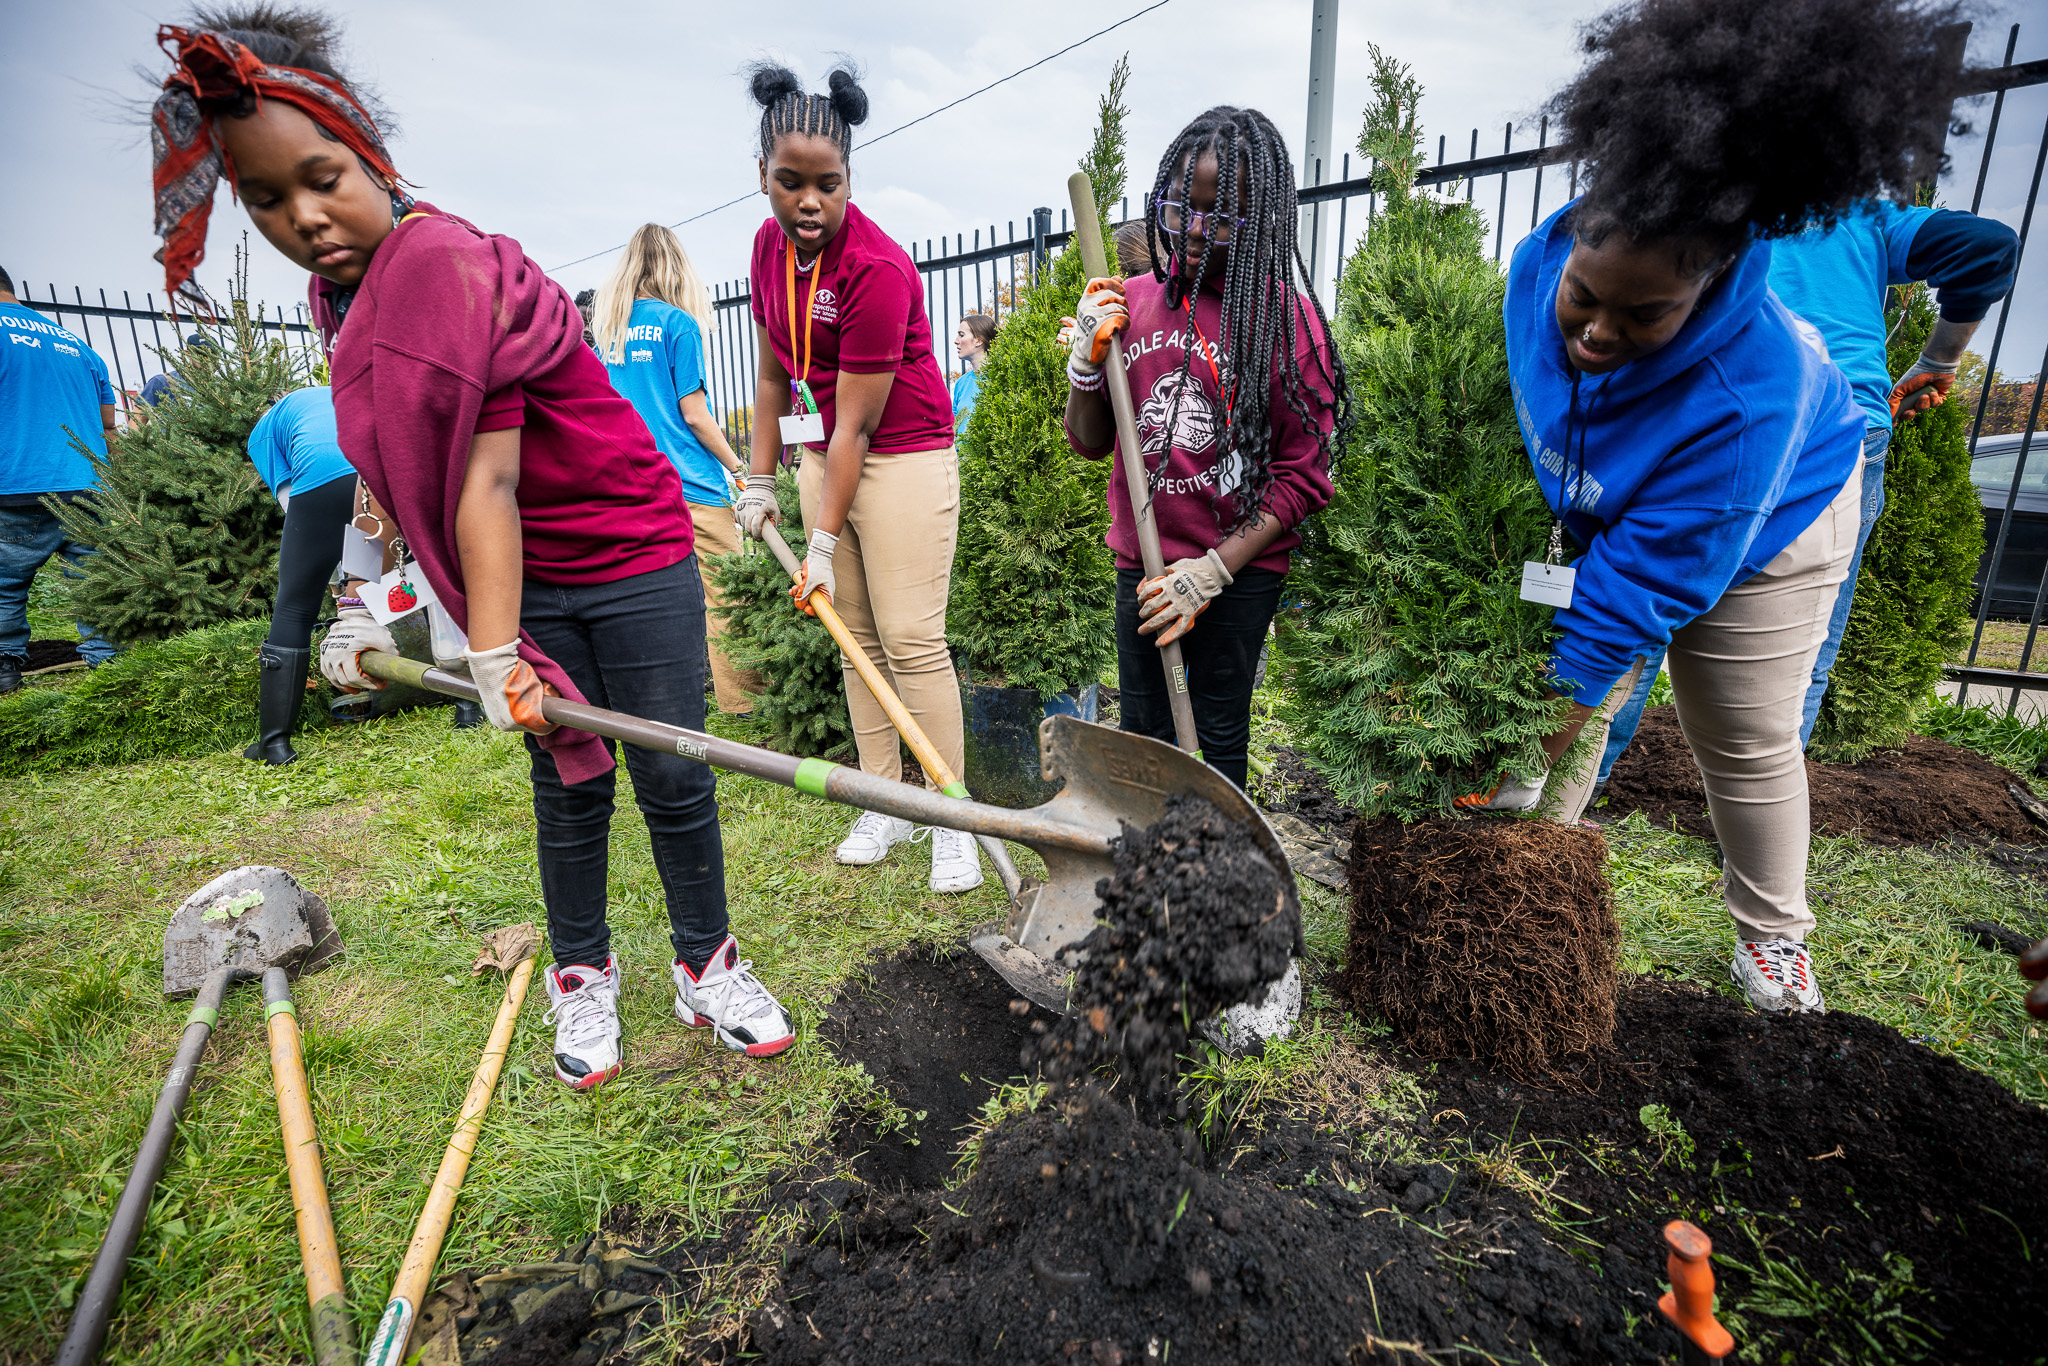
1732, 938, 1825, 1014
543, 955, 623, 1089
672, 936, 796, 1057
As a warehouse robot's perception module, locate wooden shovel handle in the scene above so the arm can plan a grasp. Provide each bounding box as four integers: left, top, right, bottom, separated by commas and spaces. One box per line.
264, 970, 357, 1366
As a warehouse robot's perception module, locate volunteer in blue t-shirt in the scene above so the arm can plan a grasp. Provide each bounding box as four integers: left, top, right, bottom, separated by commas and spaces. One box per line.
1590, 201, 2021, 789
0, 266, 122, 692
951, 314, 995, 434
592, 224, 758, 715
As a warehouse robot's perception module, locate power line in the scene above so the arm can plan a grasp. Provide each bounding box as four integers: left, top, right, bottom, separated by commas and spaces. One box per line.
546, 0, 1173, 274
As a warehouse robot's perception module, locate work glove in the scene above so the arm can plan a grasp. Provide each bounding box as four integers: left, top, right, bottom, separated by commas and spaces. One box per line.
318, 607, 397, 693
2022, 935, 2048, 1020
1067, 277, 1128, 384
735, 473, 782, 539
1055, 316, 1079, 350
464, 640, 559, 735
1136, 549, 1232, 646
1452, 770, 1550, 812
1889, 354, 1959, 421
792, 527, 837, 617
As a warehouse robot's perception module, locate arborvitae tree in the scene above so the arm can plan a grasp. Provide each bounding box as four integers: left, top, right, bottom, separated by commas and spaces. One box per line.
1809, 279, 1980, 760
52, 254, 304, 645
707, 469, 854, 758
946, 60, 1123, 695
1277, 48, 1559, 816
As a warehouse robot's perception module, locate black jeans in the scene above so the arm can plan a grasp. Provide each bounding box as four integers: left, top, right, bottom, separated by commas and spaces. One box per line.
266, 474, 355, 651
1115, 565, 1284, 791
522, 557, 728, 971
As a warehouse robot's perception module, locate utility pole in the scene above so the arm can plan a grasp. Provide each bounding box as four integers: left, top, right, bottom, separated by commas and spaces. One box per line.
1300, 0, 1339, 303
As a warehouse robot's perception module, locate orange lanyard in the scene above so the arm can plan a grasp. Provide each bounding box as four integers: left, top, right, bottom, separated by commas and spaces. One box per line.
1185, 297, 1236, 419
784, 242, 820, 389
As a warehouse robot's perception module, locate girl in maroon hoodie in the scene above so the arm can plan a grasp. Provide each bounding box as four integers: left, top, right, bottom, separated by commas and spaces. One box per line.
1065, 106, 1351, 788
149, 11, 795, 1087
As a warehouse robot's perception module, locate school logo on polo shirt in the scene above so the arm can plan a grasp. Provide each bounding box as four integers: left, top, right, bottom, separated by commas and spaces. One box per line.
813, 288, 839, 324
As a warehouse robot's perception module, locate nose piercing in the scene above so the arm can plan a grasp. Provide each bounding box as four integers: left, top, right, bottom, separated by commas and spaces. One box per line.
1581, 327, 1594, 342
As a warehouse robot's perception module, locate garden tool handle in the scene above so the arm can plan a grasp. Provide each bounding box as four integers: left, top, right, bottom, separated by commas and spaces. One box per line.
756, 523, 1025, 898
263, 969, 357, 1366
55, 967, 237, 1366
1068, 171, 1199, 754
362, 951, 537, 1366
359, 652, 1110, 858
1657, 1220, 1734, 1362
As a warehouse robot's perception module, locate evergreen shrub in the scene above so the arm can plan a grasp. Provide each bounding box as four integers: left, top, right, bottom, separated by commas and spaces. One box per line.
1809, 280, 1981, 761
1277, 50, 1560, 817
707, 470, 854, 758
0, 617, 331, 775
947, 59, 1124, 695
52, 267, 306, 645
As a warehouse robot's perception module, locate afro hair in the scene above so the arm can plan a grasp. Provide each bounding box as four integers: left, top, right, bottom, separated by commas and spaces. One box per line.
1551, 0, 1968, 254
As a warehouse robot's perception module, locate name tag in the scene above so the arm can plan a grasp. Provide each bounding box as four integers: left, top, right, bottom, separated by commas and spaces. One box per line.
1520, 561, 1576, 610
365, 561, 440, 625
338, 524, 384, 581
779, 411, 825, 444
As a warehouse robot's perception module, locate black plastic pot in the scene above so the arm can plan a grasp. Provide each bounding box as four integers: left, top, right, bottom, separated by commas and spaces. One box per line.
960, 676, 1101, 808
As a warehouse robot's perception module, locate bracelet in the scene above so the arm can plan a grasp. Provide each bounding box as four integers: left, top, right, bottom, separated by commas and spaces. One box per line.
336, 596, 365, 609
1069, 366, 1106, 393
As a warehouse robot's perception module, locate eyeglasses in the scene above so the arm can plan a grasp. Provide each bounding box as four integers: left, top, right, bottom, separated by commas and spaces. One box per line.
1154, 198, 1248, 245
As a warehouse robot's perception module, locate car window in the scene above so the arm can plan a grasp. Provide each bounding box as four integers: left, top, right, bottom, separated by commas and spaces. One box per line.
1971, 443, 2048, 497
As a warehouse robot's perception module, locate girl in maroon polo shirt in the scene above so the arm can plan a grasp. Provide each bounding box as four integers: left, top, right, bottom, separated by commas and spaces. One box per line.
734, 64, 982, 893
147, 10, 795, 1088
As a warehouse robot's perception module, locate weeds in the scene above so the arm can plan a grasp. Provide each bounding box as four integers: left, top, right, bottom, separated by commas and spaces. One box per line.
1637, 1104, 1696, 1168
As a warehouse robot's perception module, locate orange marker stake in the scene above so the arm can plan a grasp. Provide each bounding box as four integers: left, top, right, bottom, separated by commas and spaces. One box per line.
1658, 1221, 1735, 1363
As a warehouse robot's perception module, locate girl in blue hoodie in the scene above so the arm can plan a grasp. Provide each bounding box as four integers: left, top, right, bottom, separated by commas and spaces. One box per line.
1462, 0, 1963, 1016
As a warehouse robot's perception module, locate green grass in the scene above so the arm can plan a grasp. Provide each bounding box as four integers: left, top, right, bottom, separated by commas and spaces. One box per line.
0, 705, 1012, 1363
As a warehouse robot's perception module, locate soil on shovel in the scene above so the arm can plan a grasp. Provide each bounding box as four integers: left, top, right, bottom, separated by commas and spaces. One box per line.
817, 947, 1059, 1189
1603, 705, 2046, 845
1424, 975, 2048, 1364
1345, 816, 1620, 1081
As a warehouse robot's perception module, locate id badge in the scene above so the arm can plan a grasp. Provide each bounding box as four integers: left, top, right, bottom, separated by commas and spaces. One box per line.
1519, 561, 1576, 610
779, 411, 825, 444
365, 561, 439, 625
338, 524, 384, 581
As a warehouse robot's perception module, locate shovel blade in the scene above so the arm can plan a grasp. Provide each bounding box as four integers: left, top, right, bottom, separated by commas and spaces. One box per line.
163, 866, 343, 998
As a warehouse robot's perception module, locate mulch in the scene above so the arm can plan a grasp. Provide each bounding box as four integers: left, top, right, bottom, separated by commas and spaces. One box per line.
1601, 705, 2048, 845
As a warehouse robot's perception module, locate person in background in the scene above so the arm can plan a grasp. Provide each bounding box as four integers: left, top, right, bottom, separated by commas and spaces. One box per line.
1464, 0, 1958, 1017
1113, 217, 1154, 277
736, 61, 983, 893
950, 313, 995, 435
1063, 106, 1349, 792
574, 289, 598, 352
0, 263, 123, 693
153, 10, 795, 1085
1588, 200, 2020, 794
593, 223, 762, 716
137, 332, 214, 410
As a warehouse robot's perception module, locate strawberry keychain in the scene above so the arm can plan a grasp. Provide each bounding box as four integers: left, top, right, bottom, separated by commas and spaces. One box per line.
387, 579, 419, 613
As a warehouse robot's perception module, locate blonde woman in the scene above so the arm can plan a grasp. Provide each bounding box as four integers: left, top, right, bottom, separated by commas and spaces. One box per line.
594, 224, 762, 715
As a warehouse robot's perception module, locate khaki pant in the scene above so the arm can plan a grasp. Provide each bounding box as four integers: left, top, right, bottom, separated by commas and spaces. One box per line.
797, 444, 967, 782
687, 501, 765, 716
1553, 465, 1861, 943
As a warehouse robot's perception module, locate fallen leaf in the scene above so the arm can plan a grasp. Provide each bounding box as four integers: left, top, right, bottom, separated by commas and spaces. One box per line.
473, 923, 540, 975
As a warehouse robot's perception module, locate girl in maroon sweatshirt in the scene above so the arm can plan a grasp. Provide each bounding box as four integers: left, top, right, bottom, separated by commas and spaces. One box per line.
149, 11, 795, 1087
1065, 106, 1351, 788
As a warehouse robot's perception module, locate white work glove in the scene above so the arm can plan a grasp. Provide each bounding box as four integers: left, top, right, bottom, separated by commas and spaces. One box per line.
735, 473, 782, 539
792, 527, 837, 616
1452, 770, 1550, 812
1890, 353, 1959, 422
1055, 316, 1079, 350
318, 607, 397, 692
1066, 276, 1128, 384
1136, 548, 1232, 646
463, 640, 559, 735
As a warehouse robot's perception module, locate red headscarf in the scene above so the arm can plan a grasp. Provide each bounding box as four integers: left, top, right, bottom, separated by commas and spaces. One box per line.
151, 24, 405, 307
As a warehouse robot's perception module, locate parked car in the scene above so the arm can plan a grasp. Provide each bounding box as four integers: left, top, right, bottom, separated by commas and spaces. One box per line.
1971, 430, 2048, 618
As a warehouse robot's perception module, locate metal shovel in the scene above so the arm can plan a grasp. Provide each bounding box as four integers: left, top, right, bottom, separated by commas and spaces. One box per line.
56, 866, 345, 1366
358, 651, 1296, 1013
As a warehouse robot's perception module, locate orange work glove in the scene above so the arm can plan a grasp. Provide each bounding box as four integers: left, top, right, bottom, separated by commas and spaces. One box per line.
1066, 277, 1128, 382
1889, 357, 1958, 421
463, 640, 559, 735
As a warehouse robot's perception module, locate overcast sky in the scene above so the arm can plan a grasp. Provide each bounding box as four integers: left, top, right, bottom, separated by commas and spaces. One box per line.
5, 0, 2042, 397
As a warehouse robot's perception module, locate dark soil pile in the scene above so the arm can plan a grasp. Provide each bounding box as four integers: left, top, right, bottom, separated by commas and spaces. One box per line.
745, 1090, 1641, 1365
23, 639, 82, 671
1038, 795, 1299, 1103
1346, 816, 1619, 1081
1426, 975, 2048, 1364
816, 947, 1058, 1188
1253, 745, 1357, 832
1603, 705, 2045, 845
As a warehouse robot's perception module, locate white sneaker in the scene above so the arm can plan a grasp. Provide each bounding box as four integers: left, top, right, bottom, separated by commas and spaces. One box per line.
917, 825, 984, 893
835, 810, 913, 865
673, 935, 796, 1057
1731, 938, 1825, 1014
543, 955, 623, 1089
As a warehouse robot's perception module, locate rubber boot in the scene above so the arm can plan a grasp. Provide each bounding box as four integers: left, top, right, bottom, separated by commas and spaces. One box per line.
244, 643, 309, 765
452, 699, 483, 730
